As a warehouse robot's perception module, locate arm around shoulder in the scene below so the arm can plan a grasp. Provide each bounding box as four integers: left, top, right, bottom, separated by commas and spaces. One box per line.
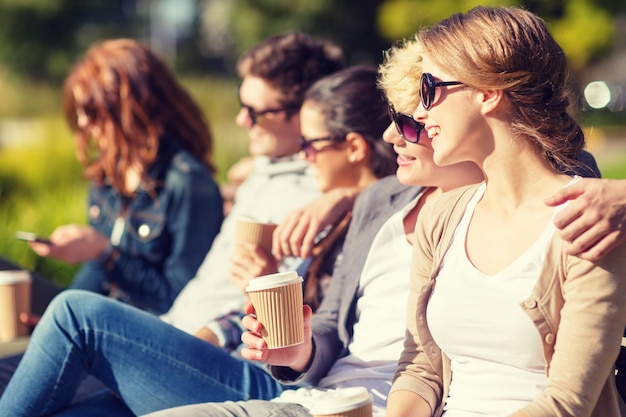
547, 178, 626, 261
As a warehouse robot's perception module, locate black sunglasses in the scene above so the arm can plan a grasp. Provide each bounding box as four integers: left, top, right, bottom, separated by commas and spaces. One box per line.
420, 73, 464, 110
239, 104, 296, 126
388, 103, 424, 143
299, 135, 345, 158
237, 86, 298, 126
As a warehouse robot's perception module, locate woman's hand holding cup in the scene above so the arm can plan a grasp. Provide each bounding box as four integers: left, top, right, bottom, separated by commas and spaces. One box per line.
240, 301, 314, 373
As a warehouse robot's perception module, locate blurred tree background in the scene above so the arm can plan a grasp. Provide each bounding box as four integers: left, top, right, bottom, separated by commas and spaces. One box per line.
0, 0, 623, 85
1, 0, 625, 284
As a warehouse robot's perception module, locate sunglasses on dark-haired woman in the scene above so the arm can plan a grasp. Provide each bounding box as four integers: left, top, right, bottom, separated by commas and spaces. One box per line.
299, 135, 346, 158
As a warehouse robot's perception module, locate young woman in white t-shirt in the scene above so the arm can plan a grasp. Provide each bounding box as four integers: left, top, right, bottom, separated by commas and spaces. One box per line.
387, 6, 626, 417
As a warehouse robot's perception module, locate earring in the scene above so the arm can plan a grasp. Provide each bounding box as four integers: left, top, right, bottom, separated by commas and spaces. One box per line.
349, 155, 357, 163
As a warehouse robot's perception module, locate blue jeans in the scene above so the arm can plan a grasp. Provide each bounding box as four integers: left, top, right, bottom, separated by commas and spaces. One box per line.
143, 400, 311, 417
0, 290, 291, 416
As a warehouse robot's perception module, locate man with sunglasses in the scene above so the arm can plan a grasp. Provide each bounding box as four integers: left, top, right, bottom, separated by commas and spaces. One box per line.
160, 32, 346, 336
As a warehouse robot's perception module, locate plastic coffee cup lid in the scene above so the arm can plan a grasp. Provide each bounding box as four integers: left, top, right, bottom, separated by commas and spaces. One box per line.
0, 270, 32, 285
308, 387, 372, 415
237, 215, 273, 225
246, 271, 302, 292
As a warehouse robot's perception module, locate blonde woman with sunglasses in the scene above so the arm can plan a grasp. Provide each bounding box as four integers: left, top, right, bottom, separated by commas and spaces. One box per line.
387, 6, 626, 417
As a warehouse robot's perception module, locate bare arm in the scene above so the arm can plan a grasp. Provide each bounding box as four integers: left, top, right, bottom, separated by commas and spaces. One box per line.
194, 327, 220, 346
29, 224, 109, 264
386, 391, 432, 417
545, 178, 626, 261
272, 187, 359, 259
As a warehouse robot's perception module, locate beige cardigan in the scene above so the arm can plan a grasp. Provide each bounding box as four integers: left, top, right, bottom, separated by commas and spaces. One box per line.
391, 184, 626, 417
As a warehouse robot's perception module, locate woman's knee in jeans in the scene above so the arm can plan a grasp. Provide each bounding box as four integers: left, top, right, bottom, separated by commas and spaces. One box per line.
40, 290, 111, 333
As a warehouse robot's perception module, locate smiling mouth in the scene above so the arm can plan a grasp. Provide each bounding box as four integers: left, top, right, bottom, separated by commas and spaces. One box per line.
427, 127, 441, 139
397, 153, 416, 162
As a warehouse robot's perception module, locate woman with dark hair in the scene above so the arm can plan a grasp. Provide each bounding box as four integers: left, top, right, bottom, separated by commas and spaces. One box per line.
230, 65, 397, 302
209, 65, 398, 346
28, 39, 223, 313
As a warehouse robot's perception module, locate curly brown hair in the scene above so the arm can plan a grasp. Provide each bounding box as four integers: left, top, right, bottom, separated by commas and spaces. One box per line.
63, 39, 215, 196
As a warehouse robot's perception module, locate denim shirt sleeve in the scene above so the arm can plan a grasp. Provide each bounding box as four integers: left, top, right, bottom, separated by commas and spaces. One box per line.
107, 156, 223, 314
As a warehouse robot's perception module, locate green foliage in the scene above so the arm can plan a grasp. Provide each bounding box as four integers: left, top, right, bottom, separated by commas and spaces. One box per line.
0, 72, 61, 117
0, 116, 85, 286
602, 162, 626, 179
377, 0, 516, 42
179, 75, 249, 183
230, 0, 390, 65
586, 125, 626, 179
375, 0, 618, 74
230, 0, 332, 54
0, 0, 64, 15
550, 0, 615, 71
0, 0, 620, 83
0, 0, 142, 81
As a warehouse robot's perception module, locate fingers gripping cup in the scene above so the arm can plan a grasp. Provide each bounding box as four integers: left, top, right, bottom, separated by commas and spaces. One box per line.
309, 387, 373, 417
235, 216, 277, 256
0, 270, 32, 342
246, 271, 304, 349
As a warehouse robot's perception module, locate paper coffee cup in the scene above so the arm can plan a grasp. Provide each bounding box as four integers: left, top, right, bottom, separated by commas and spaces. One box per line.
309, 387, 373, 417
246, 271, 303, 349
0, 270, 32, 342
235, 216, 277, 256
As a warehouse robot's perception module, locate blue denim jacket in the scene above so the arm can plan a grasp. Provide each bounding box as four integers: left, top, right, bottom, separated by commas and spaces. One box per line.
70, 136, 224, 314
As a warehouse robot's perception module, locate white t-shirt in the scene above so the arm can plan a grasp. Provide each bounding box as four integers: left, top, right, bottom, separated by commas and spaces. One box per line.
160, 156, 320, 334
275, 195, 421, 417
427, 182, 561, 416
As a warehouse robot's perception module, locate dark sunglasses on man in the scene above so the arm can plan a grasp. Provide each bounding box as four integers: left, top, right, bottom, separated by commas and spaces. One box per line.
237, 85, 299, 126
239, 103, 300, 126
387, 103, 424, 143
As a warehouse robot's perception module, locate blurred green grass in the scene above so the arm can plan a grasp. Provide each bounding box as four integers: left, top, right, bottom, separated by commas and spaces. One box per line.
601, 163, 626, 179
0, 117, 85, 286
0, 76, 249, 286
586, 126, 626, 179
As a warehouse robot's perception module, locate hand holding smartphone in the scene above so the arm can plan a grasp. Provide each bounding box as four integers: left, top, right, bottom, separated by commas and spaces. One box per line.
15, 231, 52, 245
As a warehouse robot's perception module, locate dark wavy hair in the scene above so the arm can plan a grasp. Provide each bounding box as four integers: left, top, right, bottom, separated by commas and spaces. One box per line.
63, 39, 215, 195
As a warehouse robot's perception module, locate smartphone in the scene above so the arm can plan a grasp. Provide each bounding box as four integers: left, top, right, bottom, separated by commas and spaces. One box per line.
15, 231, 52, 245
